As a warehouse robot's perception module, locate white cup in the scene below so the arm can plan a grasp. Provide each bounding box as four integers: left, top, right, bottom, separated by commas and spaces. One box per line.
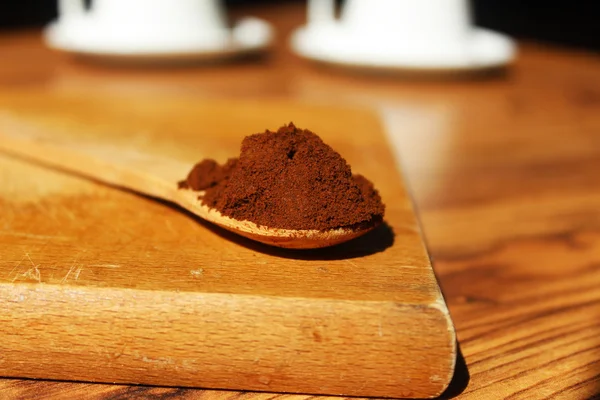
57, 0, 230, 50
307, 0, 473, 58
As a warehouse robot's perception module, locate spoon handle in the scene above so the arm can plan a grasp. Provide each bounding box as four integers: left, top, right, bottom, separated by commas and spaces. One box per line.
0, 112, 188, 201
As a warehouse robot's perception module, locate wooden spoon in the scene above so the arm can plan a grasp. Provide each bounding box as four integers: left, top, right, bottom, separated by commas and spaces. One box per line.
0, 117, 379, 249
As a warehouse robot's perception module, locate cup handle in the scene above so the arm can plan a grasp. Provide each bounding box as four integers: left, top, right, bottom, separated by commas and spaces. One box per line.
307, 0, 336, 26
58, 0, 86, 19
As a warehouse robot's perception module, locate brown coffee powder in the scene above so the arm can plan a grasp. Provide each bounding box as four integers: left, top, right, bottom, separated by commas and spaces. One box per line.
179, 123, 384, 231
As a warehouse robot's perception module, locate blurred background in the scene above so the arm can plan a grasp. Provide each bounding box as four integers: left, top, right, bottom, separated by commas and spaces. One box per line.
1, 0, 599, 51
0, 1, 600, 399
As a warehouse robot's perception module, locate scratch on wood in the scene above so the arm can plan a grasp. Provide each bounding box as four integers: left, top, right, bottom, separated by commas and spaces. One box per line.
6, 254, 26, 281
61, 206, 77, 221
190, 268, 204, 278
60, 253, 87, 283
0, 231, 70, 240
11, 253, 42, 282
61, 265, 76, 283
26, 253, 41, 281
164, 219, 178, 236
88, 264, 121, 268
141, 356, 175, 366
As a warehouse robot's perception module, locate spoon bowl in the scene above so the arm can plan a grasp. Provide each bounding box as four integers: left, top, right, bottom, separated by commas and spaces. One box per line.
175, 189, 378, 248
0, 114, 379, 249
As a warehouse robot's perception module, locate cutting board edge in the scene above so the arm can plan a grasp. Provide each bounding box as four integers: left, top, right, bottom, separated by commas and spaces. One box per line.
1, 282, 456, 398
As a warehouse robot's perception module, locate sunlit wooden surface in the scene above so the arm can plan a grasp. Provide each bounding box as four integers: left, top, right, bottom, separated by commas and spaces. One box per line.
0, 92, 455, 398
1, 2, 599, 399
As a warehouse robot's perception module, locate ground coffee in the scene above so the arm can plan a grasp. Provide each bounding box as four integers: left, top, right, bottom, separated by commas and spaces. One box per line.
179, 123, 384, 231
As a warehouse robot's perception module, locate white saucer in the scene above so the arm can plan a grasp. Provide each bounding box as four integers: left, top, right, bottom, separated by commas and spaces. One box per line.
290, 24, 515, 72
43, 17, 273, 64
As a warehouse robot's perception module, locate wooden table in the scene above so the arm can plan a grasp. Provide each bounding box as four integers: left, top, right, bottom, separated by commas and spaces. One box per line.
1, 3, 599, 399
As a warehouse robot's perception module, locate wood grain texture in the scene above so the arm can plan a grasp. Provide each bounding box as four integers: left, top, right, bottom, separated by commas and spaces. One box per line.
0, 92, 455, 398
1, 1, 600, 399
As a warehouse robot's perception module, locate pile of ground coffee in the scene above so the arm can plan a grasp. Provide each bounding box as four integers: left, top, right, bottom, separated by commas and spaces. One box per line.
178, 123, 384, 231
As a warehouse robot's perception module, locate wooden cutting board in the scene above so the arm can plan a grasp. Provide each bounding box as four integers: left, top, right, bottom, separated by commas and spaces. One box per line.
0, 90, 455, 399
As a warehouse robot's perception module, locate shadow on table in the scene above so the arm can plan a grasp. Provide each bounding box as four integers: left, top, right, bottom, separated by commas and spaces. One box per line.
435, 343, 470, 399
